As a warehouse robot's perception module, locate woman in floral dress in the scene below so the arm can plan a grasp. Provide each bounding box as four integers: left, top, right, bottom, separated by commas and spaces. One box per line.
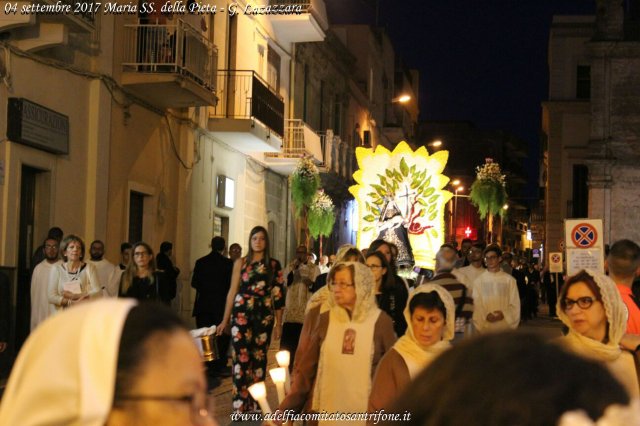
218, 226, 285, 413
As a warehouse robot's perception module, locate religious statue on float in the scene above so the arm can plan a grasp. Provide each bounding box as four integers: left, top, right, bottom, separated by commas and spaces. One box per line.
350, 141, 452, 270
376, 197, 414, 268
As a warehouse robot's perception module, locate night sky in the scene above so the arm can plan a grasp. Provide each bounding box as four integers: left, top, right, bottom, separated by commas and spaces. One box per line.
326, 0, 597, 197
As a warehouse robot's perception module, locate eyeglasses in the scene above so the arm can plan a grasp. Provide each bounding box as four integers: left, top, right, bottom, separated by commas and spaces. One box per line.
115, 392, 213, 425
330, 281, 355, 289
367, 264, 383, 269
563, 296, 597, 311
484, 255, 499, 260
133, 251, 149, 257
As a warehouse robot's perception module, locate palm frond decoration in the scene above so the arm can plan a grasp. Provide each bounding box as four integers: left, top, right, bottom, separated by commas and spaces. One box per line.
307, 190, 336, 239
290, 157, 320, 217
469, 158, 508, 219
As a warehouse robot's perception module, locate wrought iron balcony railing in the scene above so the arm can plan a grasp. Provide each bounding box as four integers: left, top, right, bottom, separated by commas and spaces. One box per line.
211, 70, 284, 137
122, 19, 217, 91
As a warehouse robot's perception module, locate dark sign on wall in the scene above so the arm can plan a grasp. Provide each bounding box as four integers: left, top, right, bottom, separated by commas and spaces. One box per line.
7, 98, 69, 155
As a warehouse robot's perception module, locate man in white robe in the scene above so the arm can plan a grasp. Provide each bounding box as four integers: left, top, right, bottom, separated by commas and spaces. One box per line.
87, 240, 117, 297
454, 242, 486, 289
30, 238, 61, 330
472, 245, 520, 333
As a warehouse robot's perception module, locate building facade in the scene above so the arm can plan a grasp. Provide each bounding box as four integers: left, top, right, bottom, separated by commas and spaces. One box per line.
0, 1, 419, 355
543, 0, 640, 252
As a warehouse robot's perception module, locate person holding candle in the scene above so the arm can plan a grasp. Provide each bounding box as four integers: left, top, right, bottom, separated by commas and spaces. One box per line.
368, 284, 454, 413
217, 226, 285, 413
556, 269, 640, 398
276, 262, 396, 425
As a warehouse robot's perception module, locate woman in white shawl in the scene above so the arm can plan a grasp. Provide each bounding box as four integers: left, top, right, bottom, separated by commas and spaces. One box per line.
0, 300, 215, 426
276, 262, 396, 425
369, 284, 455, 412
557, 269, 640, 398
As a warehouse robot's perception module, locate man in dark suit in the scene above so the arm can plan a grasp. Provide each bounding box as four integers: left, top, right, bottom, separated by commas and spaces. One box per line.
192, 236, 233, 378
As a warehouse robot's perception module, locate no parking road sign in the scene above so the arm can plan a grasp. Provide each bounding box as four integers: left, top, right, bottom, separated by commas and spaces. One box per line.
564, 219, 604, 276
571, 223, 598, 248
549, 252, 563, 273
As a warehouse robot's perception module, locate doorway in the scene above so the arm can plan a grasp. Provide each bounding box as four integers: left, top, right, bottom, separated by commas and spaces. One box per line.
16, 166, 39, 351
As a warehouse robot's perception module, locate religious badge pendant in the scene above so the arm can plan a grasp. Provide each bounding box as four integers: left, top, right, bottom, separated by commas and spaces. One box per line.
342, 328, 356, 355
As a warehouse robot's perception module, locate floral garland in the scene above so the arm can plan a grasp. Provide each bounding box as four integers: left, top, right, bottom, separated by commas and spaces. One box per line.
308, 190, 336, 239
290, 157, 320, 217
475, 158, 506, 186
470, 158, 508, 219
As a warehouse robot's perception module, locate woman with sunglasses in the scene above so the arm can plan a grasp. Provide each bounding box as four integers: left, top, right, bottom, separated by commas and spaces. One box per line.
275, 262, 396, 425
557, 269, 639, 397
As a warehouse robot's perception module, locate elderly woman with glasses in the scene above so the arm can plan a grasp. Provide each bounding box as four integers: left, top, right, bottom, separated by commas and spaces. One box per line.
0, 300, 216, 425
275, 262, 396, 425
557, 269, 639, 397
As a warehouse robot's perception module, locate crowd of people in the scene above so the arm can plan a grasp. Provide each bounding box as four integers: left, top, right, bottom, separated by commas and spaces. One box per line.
3, 226, 640, 425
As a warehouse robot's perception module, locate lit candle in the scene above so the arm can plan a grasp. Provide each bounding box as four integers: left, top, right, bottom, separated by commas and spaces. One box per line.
269, 367, 287, 403
275, 350, 291, 392
248, 382, 272, 415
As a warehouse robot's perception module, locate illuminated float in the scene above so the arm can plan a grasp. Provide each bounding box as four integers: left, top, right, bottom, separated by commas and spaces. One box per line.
349, 141, 452, 269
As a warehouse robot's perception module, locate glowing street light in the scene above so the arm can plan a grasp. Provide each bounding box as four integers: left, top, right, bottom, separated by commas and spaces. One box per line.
392, 94, 411, 103
430, 140, 443, 147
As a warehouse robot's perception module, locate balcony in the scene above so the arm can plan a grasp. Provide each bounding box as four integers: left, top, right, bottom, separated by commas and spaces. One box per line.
18, 0, 97, 33
121, 19, 218, 109
267, 0, 328, 44
318, 131, 355, 179
208, 70, 284, 153
318, 130, 355, 197
264, 119, 323, 175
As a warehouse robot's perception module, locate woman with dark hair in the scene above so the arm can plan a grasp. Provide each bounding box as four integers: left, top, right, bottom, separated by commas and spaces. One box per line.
366, 242, 408, 335
216, 226, 285, 413
48, 234, 102, 313
0, 299, 215, 425
276, 262, 395, 425
383, 331, 638, 426
368, 284, 454, 413
557, 269, 639, 397
119, 242, 176, 305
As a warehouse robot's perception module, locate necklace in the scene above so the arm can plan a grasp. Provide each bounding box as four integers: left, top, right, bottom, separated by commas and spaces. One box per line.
65, 262, 82, 281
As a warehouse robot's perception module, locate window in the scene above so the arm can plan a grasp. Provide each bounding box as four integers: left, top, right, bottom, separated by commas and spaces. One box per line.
572, 164, 589, 218
267, 47, 281, 91
129, 191, 145, 244
576, 65, 590, 100
333, 95, 343, 137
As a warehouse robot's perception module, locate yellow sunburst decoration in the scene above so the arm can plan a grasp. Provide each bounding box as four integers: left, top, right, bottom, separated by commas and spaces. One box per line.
349, 141, 452, 269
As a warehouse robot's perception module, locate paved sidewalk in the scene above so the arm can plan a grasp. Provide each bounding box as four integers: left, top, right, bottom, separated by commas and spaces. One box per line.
212, 341, 283, 425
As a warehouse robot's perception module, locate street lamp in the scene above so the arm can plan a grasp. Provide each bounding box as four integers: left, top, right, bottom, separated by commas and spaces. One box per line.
447, 180, 462, 242
453, 186, 464, 242
430, 140, 442, 147
391, 94, 411, 104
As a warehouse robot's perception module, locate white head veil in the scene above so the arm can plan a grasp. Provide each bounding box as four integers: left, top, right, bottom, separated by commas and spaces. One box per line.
0, 299, 137, 426
393, 284, 454, 378
557, 269, 627, 361
326, 261, 377, 322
